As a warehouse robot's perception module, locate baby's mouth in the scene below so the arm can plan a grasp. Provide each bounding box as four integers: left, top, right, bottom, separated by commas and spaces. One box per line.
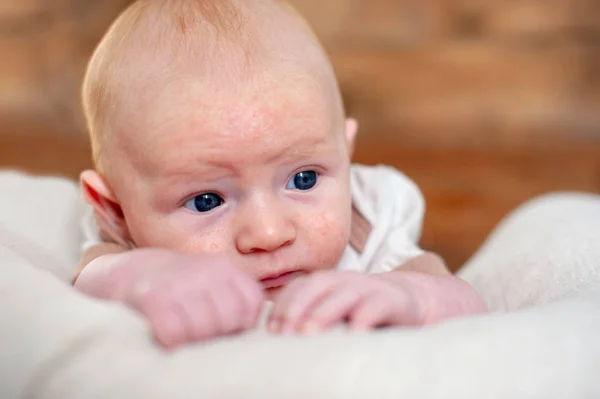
260, 270, 305, 289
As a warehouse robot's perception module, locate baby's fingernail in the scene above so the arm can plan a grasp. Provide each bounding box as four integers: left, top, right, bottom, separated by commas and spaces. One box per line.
301, 322, 321, 335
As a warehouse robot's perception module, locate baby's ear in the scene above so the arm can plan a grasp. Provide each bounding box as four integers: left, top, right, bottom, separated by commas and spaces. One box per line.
345, 118, 358, 159
80, 170, 130, 241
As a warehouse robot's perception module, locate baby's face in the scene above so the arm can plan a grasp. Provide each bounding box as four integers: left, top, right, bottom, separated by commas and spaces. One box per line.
108, 73, 352, 297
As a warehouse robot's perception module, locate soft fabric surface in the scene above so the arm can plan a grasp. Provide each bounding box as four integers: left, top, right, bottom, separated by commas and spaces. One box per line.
459, 191, 600, 310
1, 170, 600, 398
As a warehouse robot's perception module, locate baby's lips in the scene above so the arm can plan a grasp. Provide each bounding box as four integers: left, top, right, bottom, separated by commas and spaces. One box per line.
260, 270, 305, 289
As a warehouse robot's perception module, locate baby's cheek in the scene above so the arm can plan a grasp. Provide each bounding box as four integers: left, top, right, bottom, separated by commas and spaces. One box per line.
170, 227, 228, 254
308, 213, 335, 240
129, 214, 227, 254
305, 212, 350, 270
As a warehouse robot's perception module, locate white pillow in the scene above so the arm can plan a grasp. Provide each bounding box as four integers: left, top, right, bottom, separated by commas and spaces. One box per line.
0, 171, 83, 280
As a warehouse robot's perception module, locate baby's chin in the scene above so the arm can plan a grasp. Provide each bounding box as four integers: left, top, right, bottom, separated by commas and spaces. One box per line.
264, 287, 282, 301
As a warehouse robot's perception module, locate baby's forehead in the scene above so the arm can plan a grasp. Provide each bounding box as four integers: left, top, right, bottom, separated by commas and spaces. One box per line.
113, 25, 337, 135
133, 63, 335, 129
113, 72, 341, 174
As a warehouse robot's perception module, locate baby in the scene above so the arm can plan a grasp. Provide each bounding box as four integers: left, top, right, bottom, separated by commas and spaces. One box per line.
74, 0, 486, 348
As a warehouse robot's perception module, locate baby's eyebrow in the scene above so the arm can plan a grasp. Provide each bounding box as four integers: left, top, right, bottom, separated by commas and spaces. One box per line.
262, 136, 330, 164
158, 164, 234, 185
149, 167, 231, 205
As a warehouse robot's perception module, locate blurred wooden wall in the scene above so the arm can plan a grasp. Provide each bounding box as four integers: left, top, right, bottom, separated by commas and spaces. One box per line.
1, 0, 599, 270
0, 1, 131, 134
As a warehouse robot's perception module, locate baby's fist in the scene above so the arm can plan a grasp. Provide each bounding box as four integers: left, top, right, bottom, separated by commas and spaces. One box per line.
112, 249, 264, 348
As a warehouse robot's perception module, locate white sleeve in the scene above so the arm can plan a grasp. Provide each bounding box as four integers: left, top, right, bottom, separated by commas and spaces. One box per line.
349, 164, 426, 273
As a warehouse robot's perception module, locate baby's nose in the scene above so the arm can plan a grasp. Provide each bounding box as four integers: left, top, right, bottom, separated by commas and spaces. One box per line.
235, 200, 296, 254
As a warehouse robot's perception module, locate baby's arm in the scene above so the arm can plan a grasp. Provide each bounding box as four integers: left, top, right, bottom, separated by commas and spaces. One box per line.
388, 253, 487, 323
397, 251, 450, 276
72, 242, 129, 286
74, 245, 264, 348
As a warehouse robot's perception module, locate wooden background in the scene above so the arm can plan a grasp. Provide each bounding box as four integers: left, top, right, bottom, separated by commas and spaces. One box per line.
1, 0, 599, 271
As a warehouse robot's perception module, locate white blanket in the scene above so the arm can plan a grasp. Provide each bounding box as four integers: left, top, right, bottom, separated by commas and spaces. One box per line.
1, 170, 600, 398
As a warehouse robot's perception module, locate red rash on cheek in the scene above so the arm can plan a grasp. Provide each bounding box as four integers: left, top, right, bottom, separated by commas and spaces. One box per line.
124, 209, 229, 254
309, 212, 337, 240
209, 242, 223, 252
176, 227, 227, 254
305, 212, 350, 268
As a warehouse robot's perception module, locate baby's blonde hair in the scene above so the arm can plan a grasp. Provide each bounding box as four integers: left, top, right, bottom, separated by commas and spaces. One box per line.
82, 0, 340, 172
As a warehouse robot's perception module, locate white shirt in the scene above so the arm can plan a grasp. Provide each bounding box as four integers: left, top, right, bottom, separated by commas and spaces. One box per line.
337, 164, 425, 273
81, 164, 426, 271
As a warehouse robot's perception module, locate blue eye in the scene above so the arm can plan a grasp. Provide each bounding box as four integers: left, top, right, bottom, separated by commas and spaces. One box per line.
286, 171, 318, 191
184, 193, 224, 213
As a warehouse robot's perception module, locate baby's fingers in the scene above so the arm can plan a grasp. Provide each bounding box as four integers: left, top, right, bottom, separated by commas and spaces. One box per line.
268, 277, 308, 332
348, 295, 393, 332
174, 295, 217, 342
231, 276, 265, 331
299, 287, 365, 333
270, 273, 340, 333
348, 292, 418, 332
207, 279, 263, 336
143, 299, 189, 348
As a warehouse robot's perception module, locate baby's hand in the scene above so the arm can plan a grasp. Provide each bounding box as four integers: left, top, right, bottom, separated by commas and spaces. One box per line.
79, 249, 264, 348
268, 271, 421, 334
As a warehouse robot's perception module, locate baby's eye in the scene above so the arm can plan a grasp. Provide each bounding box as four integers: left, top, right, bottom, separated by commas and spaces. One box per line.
184, 193, 224, 213
286, 170, 318, 191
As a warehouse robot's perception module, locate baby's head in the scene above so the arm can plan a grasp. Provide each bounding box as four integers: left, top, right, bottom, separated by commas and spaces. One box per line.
81, 0, 358, 293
